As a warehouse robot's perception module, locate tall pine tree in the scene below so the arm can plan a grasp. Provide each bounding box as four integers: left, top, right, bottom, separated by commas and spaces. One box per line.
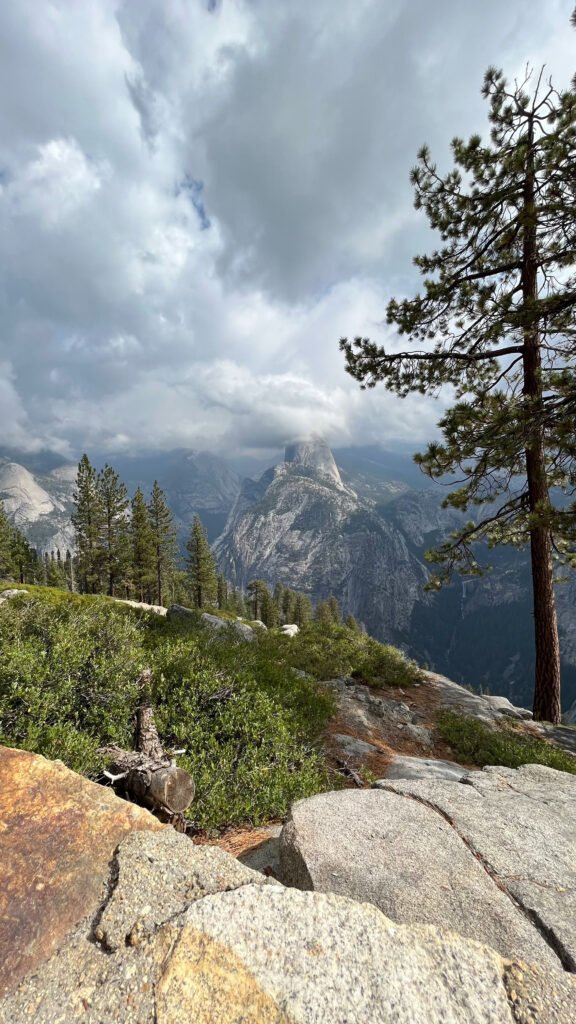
341, 68, 576, 723
72, 455, 103, 594
98, 464, 130, 597
186, 514, 218, 609
147, 481, 178, 606
131, 487, 156, 602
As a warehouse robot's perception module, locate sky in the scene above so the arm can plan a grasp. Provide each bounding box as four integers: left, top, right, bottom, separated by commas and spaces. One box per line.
0, 0, 574, 459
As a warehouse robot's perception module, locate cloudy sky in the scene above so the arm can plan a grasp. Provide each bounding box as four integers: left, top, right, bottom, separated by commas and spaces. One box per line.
0, 0, 573, 458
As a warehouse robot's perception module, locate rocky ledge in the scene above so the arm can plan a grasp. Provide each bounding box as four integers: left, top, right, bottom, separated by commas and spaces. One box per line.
1, 746, 575, 1023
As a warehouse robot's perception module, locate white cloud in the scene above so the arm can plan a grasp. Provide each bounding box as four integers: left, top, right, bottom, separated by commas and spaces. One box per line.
0, 0, 572, 457
5, 138, 106, 228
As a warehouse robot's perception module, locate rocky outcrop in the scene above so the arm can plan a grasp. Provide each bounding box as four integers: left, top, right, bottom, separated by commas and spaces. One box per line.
279, 763, 576, 975
166, 605, 256, 641
1, 747, 575, 1022
0, 746, 164, 996
0, 459, 76, 553
214, 439, 456, 648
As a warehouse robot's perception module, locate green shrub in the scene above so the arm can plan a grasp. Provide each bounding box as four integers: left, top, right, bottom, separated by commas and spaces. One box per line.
0, 589, 335, 828
257, 622, 422, 688
436, 709, 576, 774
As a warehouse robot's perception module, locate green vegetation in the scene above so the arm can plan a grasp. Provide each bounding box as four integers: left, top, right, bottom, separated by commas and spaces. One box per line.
258, 621, 423, 688
436, 709, 576, 775
0, 585, 342, 828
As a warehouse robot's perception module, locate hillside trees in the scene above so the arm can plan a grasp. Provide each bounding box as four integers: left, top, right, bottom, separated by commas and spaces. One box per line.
98, 464, 130, 597
131, 488, 156, 602
186, 513, 218, 608
72, 455, 102, 593
147, 481, 178, 606
341, 68, 576, 722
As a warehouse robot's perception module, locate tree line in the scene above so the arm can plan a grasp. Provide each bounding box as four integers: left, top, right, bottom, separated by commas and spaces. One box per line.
1, 453, 358, 629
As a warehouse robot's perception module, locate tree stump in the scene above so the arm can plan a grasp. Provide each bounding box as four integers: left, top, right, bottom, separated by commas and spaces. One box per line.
98, 670, 195, 827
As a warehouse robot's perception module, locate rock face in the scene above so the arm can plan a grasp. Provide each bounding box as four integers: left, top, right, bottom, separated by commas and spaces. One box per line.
0, 746, 164, 996
1, 747, 576, 1023
214, 438, 457, 650
279, 763, 576, 975
0, 459, 76, 553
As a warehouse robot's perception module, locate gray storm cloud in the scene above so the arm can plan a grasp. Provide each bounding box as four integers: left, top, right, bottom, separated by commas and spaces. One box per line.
0, 0, 573, 455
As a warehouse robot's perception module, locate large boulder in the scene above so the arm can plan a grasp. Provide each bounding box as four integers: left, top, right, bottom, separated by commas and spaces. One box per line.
381, 763, 576, 972
1, 749, 575, 1023
278, 785, 564, 970
3, 852, 575, 1023
0, 746, 164, 996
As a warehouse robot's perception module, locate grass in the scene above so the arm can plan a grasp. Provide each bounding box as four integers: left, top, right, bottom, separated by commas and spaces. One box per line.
436, 709, 576, 775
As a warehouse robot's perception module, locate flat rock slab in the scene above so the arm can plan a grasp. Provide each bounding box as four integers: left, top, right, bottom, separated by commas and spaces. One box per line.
3, 839, 575, 1023
378, 755, 470, 783
422, 670, 532, 721
381, 763, 576, 971
0, 746, 163, 996
279, 788, 560, 969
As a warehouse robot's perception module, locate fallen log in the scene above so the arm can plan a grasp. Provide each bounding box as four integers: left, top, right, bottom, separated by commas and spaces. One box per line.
98, 670, 195, 826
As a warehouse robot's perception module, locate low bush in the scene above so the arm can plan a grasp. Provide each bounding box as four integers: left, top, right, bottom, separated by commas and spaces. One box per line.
257, 622, 422, 688
0, 589, 335, 828
436, 709, 576, 775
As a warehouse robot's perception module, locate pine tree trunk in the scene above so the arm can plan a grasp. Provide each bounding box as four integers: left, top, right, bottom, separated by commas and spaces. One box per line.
522, 124, 561, 724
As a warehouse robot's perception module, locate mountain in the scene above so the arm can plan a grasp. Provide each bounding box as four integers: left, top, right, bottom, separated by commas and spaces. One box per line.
96, 449, 242, 543
0, 457, 76, 554
0, 447, 244, 550
214, 438, 576, 712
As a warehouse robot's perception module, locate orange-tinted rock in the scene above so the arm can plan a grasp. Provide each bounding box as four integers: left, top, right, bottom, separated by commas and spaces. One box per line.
0, 745, 164, 996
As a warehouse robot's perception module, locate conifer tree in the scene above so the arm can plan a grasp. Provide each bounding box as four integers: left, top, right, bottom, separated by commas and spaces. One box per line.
261, 588, 279, 627
341, 68, 576, 723
72, 455, 103, 594
0, 501, 14, 578
247, 579, 271, 619
282, 587, 296, 624
345, 614, 360, 632
217, 573, 230, 610
186, 514, 218, 609
65, 549, 76, 592
293, 592, 312, 627
131, 487, 156, 602
328, 595, 341, 624
98, 464, 130, 597
314, 600, 332, 623
147, 481, 178, 606
11, 531, 35, 584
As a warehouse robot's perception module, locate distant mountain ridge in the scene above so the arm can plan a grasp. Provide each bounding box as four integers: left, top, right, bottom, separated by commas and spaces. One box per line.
214, 438, 576, 712
2, 439, 575, 712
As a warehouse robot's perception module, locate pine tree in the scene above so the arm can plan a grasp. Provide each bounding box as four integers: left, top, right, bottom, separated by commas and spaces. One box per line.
217, 573, 228, 610
247, 579, 271, 620
11, 531, 35, 584
147, 481, 178, 606
97, 464, 130, 597
341, 68, 576, 724
261, 588, 279, 627
65, 549, 76, 593
186, 514, 218, 609
72, 454, 103, 594
314, 600, 332, 623
131, 487, 156, 602
293, 592, 312, 627
328, 595, 341, 624
282, 587, 296, 624
345, 614, 360, 632
0, 501, 15, 579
